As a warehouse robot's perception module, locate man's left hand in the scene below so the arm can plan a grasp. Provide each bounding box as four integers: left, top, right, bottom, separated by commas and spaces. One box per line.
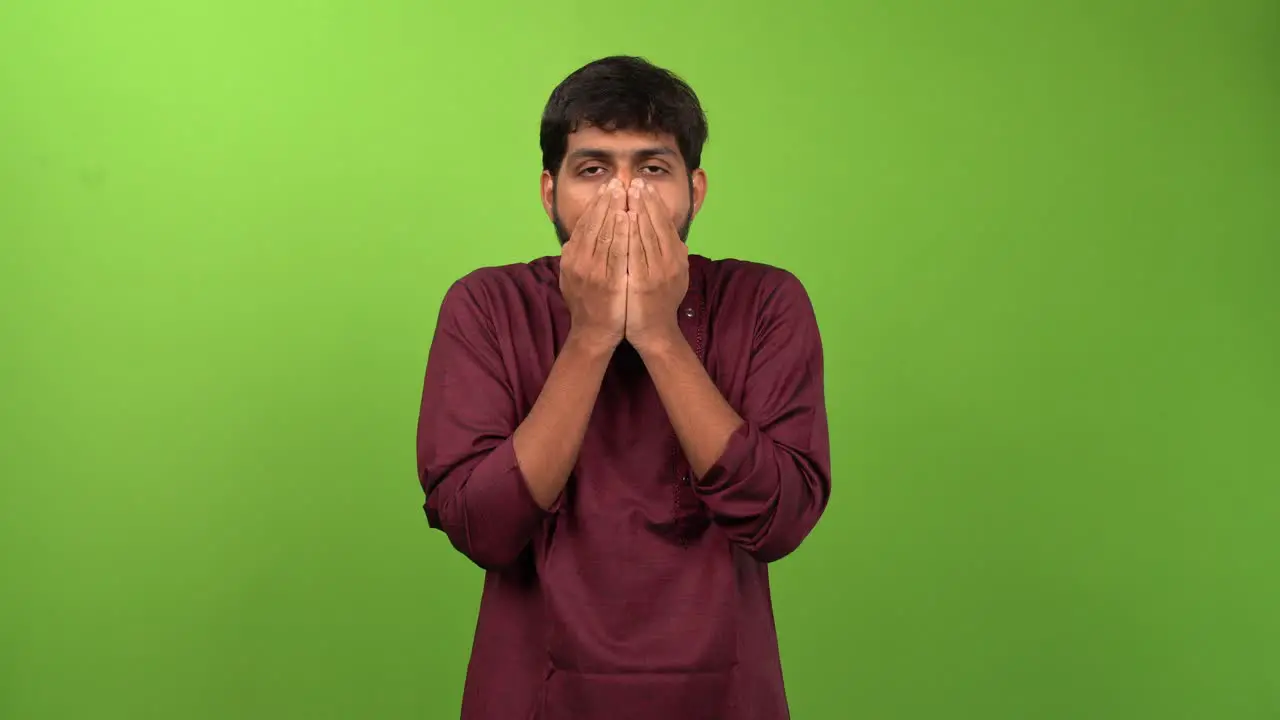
624, 179, 689, 354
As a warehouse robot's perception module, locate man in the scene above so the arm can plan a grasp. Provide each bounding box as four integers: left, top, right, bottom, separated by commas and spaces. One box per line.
415, 55, 831, 720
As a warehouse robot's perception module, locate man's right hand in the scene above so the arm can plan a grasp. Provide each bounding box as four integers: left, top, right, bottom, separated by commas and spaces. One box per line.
559, 178, 631, 352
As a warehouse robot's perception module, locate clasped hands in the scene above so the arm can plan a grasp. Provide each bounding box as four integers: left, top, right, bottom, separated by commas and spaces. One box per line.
559, 177, 689, 355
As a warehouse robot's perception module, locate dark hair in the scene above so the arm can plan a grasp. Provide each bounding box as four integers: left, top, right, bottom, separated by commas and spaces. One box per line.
540, 56, 709, 175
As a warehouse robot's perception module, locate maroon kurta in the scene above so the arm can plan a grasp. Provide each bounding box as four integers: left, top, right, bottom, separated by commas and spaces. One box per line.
416, 254, 831, 720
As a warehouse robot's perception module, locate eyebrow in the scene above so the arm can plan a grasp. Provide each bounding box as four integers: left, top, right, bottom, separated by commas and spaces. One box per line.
567, 147, 677, 163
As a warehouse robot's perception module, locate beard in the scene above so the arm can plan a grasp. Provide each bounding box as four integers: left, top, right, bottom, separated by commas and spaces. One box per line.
552, 179, 695, 246
553, 210, 692, 246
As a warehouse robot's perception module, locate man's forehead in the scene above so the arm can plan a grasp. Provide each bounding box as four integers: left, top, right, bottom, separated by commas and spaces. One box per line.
566, 125, 680, 154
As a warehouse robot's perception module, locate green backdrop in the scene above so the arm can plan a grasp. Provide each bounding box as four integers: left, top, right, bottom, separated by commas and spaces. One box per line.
2, 1, 1277, 718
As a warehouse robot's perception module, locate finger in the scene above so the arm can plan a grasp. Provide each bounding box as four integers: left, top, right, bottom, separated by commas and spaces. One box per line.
594, 180, 626, 257
635, 181, 664, 261
607, 211, 629, 282
640, 182, 675, 258
627, 210, 643, 276
560, 239, 576, 271
627, 183, 650, 273
560, 233, 580, 268
571, 182, 615, 250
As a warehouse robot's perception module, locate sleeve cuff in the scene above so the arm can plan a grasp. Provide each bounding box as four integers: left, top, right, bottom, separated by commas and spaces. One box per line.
486, 436, 560, 519
697, 421, 756, 489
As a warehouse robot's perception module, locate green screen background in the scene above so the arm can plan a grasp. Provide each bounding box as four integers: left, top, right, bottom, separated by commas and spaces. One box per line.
2, 1, 1277, 718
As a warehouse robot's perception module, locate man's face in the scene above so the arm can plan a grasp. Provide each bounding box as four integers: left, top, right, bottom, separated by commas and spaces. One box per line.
541, 125, 708, 245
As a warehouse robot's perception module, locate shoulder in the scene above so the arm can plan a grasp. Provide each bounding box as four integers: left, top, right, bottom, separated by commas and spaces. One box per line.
698, 257, 822, 357
697, 255, 814, 315
453, 255, 558, 297
441, 256, 559, 320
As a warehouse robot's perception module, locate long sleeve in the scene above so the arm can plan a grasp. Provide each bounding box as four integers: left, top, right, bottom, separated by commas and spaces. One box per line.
416, 278, 547, 570
693, 271, 832, 563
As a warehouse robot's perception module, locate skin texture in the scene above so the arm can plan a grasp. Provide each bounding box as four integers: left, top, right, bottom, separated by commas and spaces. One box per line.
541, 125, 706, 245
508, 181, 627, 511
540, 124, 708, 352
619, 178, 745, 479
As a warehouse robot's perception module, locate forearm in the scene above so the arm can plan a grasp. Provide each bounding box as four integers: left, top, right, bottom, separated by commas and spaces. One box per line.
636, 330, 830, 563
512, 331, 616, 509
694, 423, 829, 562
636, 334, 744, 478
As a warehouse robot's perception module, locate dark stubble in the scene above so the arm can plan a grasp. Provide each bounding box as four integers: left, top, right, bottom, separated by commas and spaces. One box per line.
552, 176, 695, 246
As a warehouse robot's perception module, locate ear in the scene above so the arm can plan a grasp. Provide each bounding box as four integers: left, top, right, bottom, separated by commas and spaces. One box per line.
690, 168, 708, 219
540, 170, 556, 222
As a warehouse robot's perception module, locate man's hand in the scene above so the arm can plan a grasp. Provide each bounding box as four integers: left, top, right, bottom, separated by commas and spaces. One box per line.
624, 178, 689, 354
560, 178, 631, 352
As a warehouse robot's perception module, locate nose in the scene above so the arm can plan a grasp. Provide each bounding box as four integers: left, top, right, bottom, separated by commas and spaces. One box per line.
613, 171, 635, 209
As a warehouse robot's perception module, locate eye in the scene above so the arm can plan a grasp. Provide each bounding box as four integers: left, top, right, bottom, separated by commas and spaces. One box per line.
640, 165, 668, 175
579, 166, 606, 177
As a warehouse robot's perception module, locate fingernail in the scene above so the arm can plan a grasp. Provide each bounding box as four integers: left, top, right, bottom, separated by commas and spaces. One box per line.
609, 178, 622, 189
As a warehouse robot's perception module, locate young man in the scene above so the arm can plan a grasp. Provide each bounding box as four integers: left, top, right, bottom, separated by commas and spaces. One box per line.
416, 55, 831, 720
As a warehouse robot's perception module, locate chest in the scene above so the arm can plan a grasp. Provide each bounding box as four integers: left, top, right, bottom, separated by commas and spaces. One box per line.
499, 289, 754, 411
499, 290, 752, 487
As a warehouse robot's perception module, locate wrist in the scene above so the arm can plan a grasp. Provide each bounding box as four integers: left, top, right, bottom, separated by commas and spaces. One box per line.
564, 327, 621, 360
631, 325, 687, 360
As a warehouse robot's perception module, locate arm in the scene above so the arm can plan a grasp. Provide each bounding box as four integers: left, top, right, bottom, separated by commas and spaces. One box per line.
638, 272, 831, 562
416, 278, 614, 570
512, 332, 615, 508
